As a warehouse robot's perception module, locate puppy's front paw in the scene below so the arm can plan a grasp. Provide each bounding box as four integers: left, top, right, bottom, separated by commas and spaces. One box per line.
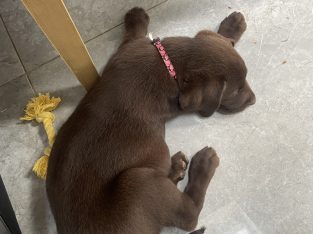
188, 147, 219, 185
169, 151, 189, 184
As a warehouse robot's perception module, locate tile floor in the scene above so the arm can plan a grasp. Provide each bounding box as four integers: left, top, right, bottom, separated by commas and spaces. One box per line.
1, 0, 313, 233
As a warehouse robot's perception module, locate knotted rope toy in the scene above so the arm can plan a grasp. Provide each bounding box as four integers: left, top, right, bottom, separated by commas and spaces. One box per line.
21, 94, 61, 179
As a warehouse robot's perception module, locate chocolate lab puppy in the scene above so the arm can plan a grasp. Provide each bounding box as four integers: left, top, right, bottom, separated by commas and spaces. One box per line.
46, 7, 255, 234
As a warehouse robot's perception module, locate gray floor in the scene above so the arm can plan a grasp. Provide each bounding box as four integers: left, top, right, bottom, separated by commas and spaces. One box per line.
0, 0, 313, 233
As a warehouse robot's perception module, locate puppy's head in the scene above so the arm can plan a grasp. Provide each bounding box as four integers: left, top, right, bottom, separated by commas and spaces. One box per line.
178, 30, 255, 117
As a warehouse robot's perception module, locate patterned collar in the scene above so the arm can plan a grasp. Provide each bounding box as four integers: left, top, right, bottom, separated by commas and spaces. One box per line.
149, 33, 177, 80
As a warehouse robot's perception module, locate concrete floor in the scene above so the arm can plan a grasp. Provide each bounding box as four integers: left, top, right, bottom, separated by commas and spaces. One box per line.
1, 0, 313, 233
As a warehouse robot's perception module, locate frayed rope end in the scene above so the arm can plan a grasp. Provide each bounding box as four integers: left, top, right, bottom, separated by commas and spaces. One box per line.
32, 154, 49, 179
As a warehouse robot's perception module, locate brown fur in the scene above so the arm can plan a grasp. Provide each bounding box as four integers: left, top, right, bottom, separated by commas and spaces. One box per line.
46, 8, 255, 234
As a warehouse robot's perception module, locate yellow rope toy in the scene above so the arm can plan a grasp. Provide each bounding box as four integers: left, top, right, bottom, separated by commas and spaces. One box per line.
21, 94, 61, 179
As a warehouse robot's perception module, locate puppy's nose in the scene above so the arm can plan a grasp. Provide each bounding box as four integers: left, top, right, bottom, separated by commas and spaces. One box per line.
247, 93, 256, 105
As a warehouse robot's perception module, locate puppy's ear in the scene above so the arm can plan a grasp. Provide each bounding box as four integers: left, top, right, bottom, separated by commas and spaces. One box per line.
198, 79, 226, 117
179, 86, 202, 112
179, 76, 226, 117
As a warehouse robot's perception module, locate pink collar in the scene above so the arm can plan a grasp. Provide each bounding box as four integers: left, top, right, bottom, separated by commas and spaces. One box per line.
150, 36, 177, 80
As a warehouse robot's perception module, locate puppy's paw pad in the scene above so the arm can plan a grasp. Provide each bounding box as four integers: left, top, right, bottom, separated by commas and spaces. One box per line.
172, 151, 189, 170
170, 151, 189, 183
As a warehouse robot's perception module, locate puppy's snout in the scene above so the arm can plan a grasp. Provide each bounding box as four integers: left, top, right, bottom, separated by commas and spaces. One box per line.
247, 92, 256, 106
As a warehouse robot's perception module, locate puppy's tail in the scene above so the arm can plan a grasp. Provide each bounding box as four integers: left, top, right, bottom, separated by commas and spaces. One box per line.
189, 226, 206, 234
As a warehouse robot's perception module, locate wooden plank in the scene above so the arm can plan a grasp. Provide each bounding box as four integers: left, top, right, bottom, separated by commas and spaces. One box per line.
21, 0, 99, 90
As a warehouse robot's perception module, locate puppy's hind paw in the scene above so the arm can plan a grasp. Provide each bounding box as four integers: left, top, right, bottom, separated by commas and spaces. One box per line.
124, 7, 149, 31
218, 11, 247, 43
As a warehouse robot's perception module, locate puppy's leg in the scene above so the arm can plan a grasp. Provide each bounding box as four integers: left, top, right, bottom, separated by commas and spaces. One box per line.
184, 147, 219, 208
168, 151, 189, 184
218, 12, 247, 44
114, 148, 218, 232
123, 7, 150, 44
113, 148, 218, 232
165, 147, 219, 230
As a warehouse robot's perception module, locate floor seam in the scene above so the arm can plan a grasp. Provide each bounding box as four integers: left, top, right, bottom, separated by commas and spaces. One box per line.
0, 1, 169, 89
84, 0, 169, 44
14, 1, 169, 76
0, 14, 35, 94
25, 56, 60, 76
0, 73, 25, 87
147, 0, 168, 12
